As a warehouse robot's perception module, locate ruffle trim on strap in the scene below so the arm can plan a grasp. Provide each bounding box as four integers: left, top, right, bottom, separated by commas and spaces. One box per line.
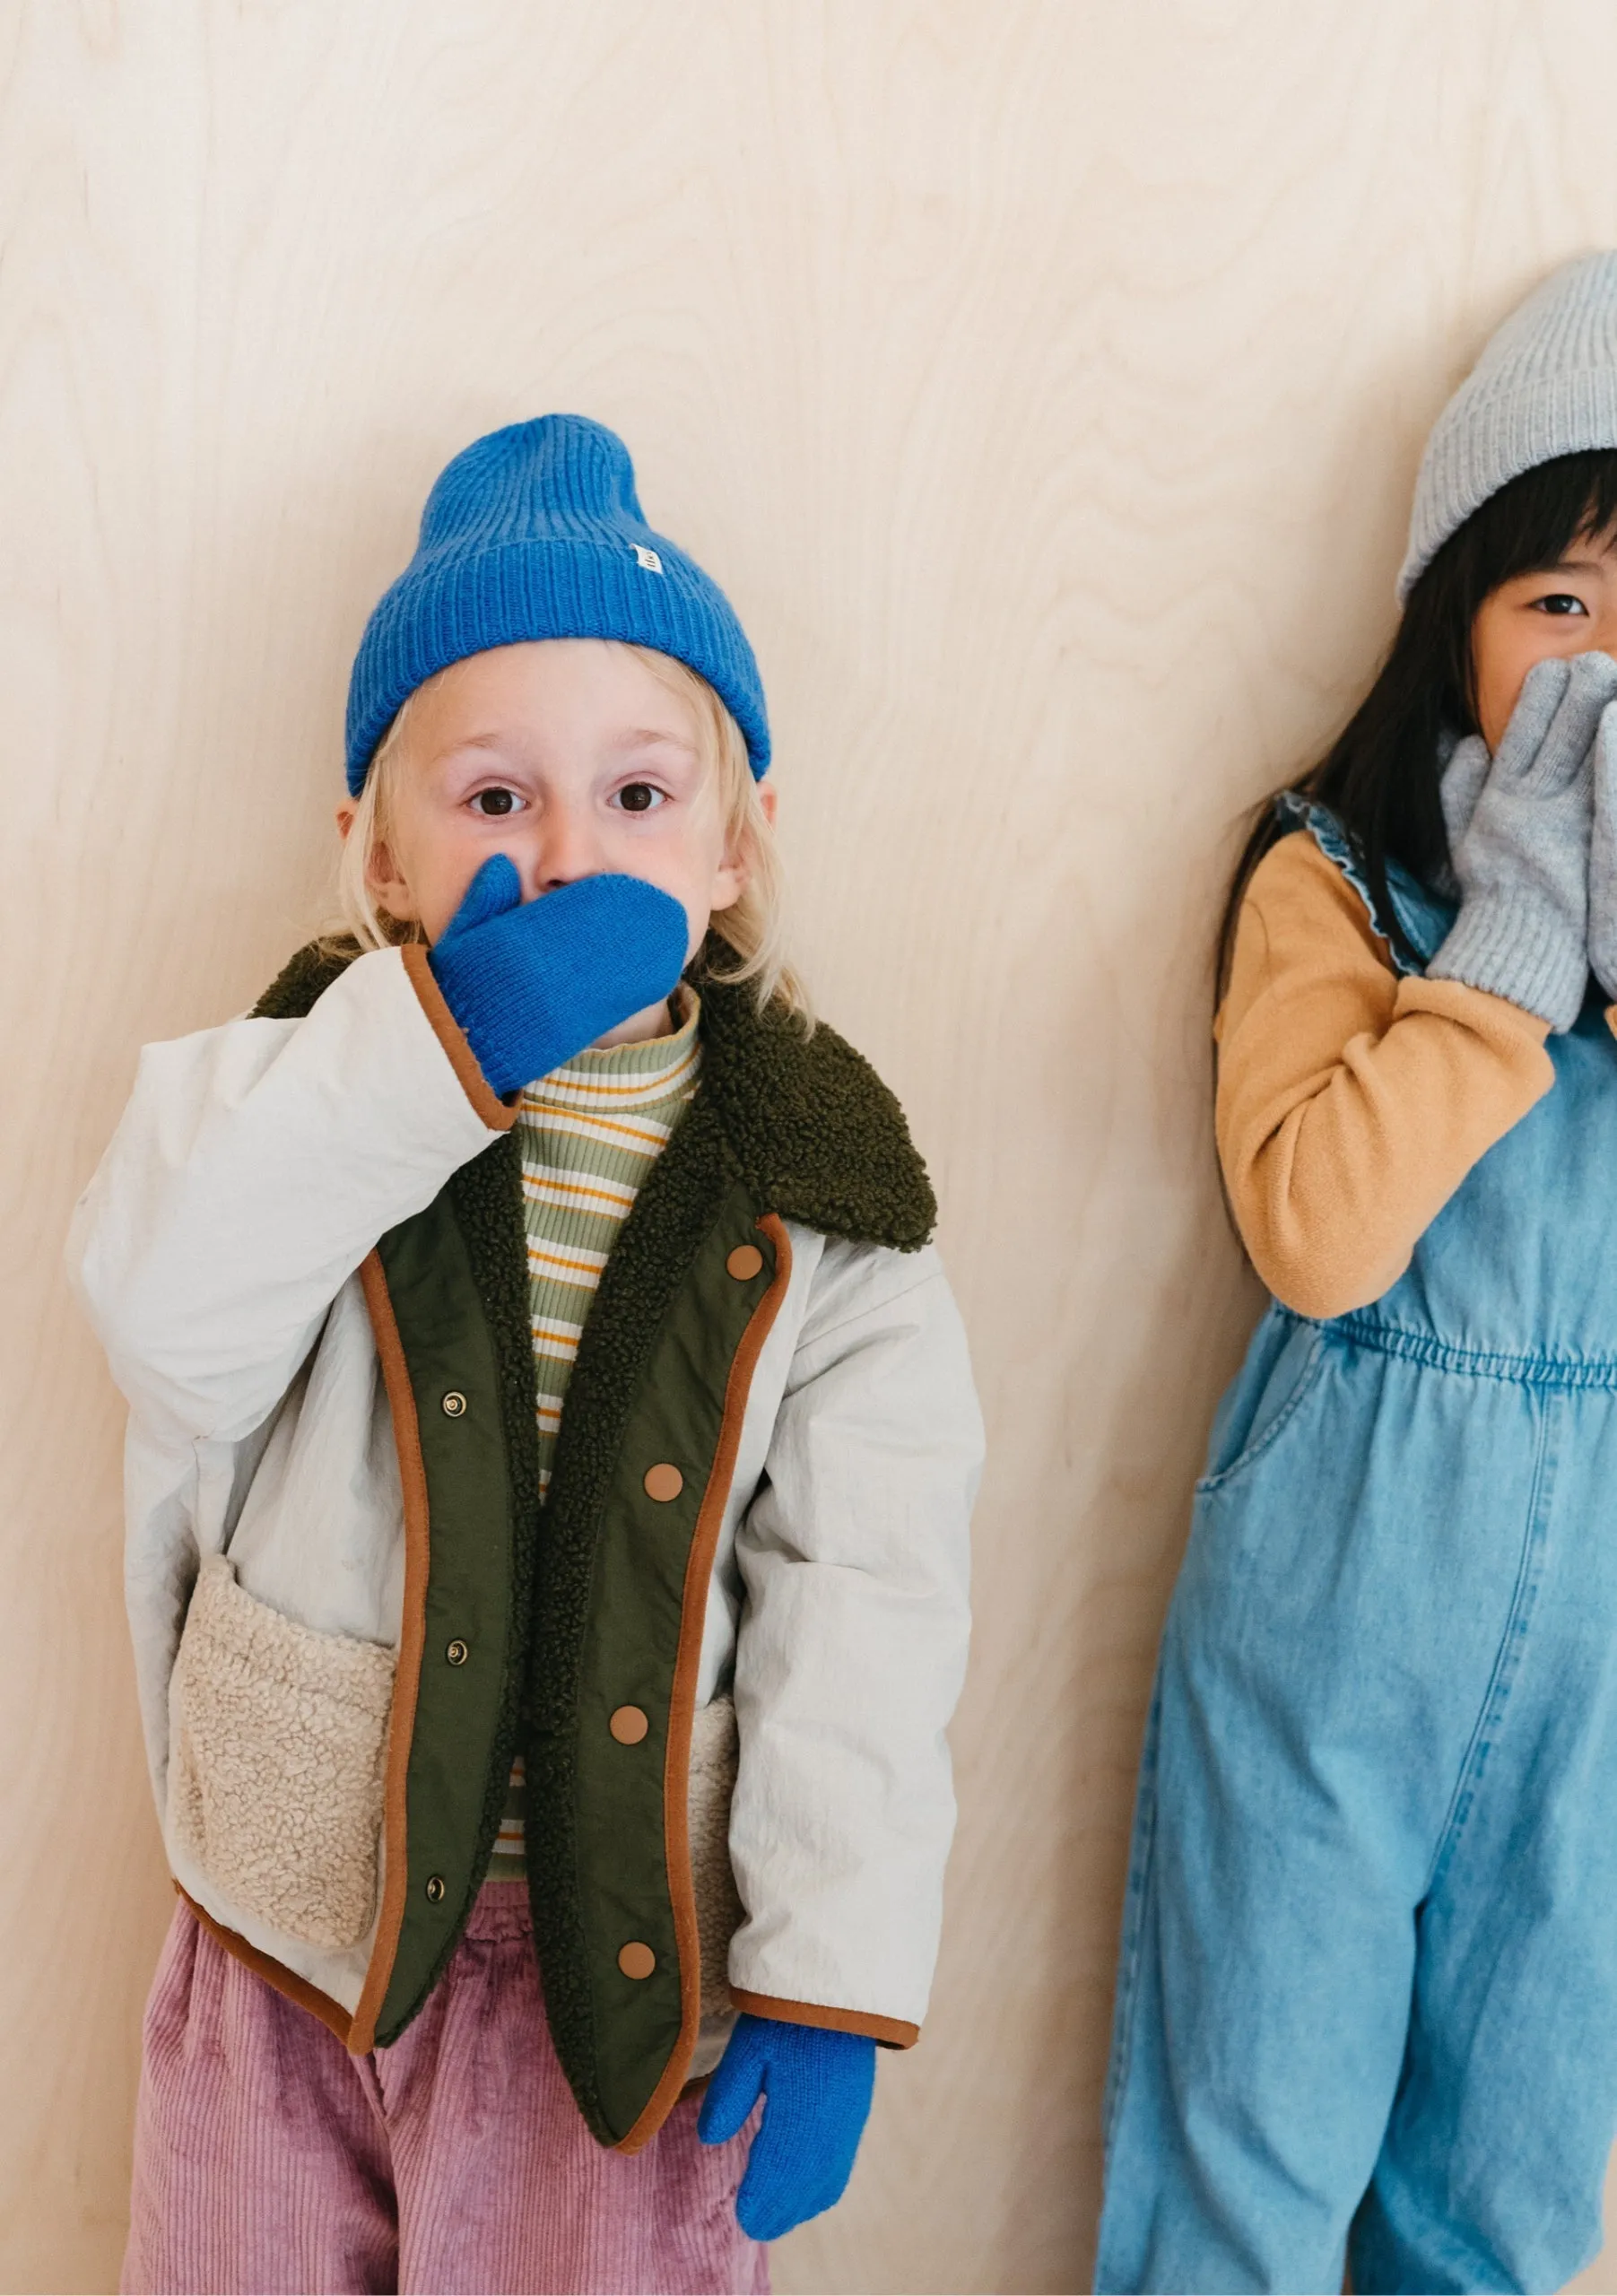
1273, 793, 1456, 976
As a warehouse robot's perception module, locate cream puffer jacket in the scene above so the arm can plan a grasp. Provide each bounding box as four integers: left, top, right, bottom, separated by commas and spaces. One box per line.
68, 938, 982, 2150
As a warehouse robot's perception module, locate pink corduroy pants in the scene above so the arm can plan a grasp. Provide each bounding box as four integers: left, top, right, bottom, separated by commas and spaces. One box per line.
122, 1881, 769, 2296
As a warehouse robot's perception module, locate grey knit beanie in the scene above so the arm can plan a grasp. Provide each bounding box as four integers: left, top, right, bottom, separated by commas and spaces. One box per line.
1398, 250, 1617, 601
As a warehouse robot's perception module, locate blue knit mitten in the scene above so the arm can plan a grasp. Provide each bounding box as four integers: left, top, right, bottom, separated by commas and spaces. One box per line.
698, 2013, 876, 2242
427, 857, 689, 1097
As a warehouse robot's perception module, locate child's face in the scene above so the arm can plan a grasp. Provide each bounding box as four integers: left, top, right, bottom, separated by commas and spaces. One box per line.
342, 639, 764, 1003
1473, 525, 1617, 750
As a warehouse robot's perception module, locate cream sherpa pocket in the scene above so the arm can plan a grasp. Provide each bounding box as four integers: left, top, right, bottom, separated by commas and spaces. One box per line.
167, 1554, 396, 1951
687, 1692, 743, 2071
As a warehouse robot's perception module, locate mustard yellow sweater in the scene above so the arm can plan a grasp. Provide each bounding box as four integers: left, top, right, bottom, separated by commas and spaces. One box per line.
1216, 834, 1560, 1319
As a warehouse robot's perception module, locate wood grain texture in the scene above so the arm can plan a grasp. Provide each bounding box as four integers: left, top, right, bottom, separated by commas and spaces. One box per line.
8, 3, 1617, 2287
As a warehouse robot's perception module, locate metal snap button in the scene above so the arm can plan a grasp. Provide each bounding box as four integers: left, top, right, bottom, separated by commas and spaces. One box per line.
442, 1391, 467, 1418
726, 1243, 764, 1281
609, 1705, 649, 1744
643, 1463, 683, 1502
618, 1941, 656, 1979
446, 1639, 468, 1666
424, 1874, 447, 1903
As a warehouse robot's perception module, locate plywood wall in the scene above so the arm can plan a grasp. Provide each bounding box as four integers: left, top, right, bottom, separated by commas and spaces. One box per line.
8, 4, 1617, 2289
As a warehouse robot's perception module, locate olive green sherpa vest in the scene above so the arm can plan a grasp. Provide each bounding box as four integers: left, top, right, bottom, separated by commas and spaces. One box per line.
251, 937, 935, 2149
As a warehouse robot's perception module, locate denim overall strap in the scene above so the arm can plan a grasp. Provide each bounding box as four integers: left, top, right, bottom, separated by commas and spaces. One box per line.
1272, 793, 1457, 976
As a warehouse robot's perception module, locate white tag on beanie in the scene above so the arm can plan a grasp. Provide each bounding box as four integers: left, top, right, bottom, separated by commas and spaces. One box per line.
633, 545, 664, 574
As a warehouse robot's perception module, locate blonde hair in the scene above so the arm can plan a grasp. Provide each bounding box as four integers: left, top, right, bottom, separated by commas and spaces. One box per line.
330, 643, 810, 1022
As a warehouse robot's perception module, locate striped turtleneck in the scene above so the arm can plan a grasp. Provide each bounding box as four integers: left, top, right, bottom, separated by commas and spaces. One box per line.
490, 987, 703, 1874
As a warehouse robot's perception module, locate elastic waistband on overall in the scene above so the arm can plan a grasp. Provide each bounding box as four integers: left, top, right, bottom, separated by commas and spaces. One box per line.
1319, 1308, 1617, 1390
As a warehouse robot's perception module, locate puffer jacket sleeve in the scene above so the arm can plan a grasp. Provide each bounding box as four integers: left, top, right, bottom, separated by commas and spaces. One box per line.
726, 1237, 981, 2043
67, 944, 510, 1446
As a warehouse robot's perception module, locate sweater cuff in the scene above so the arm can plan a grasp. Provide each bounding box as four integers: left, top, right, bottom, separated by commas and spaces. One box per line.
1427, 894, 1588, 1033
727, 1988, 919, 2050
401, 944, 517, 1132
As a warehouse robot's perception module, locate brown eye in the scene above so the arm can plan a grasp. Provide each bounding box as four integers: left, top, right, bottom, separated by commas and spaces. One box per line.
618, 782, 659, 813
472, 787, 518, 815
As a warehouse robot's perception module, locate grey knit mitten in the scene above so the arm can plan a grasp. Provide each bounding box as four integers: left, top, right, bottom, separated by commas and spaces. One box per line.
1430, 651, 1617, 1031
1588, 696, 1617, 999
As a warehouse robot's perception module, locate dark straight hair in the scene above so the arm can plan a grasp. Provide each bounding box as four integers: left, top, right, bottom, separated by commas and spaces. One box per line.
1215, 448, 1617, 992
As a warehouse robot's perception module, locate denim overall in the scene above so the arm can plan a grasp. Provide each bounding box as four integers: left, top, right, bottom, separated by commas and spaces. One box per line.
1096, 804, 1617, 2295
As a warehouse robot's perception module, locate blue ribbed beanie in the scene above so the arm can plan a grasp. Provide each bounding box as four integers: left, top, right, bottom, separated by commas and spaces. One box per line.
1399, 250, 1617, 601
345, 415, 769, 793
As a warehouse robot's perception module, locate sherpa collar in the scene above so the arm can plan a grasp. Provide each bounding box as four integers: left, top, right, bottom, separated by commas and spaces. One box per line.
253, 935, 935, 1251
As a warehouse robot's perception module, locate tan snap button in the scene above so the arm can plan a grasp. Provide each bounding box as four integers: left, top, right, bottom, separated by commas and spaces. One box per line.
442, 1391, 467, 1418
618, 1941, 656, 1980
643, 1463, 683, 1502
424, 1874, 446, 1903
610, 1705, 649, 1745
726, 1244, 764, 1281
446, 1639, 468, 1666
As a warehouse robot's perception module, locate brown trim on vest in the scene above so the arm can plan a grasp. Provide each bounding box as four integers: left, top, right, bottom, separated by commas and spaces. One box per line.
176, 1885, 355, 2045
613, 1213, 795, 2156
347, 1250, 433, 2054
400, 943, 516, 1135
727, 1988, 920, 2050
